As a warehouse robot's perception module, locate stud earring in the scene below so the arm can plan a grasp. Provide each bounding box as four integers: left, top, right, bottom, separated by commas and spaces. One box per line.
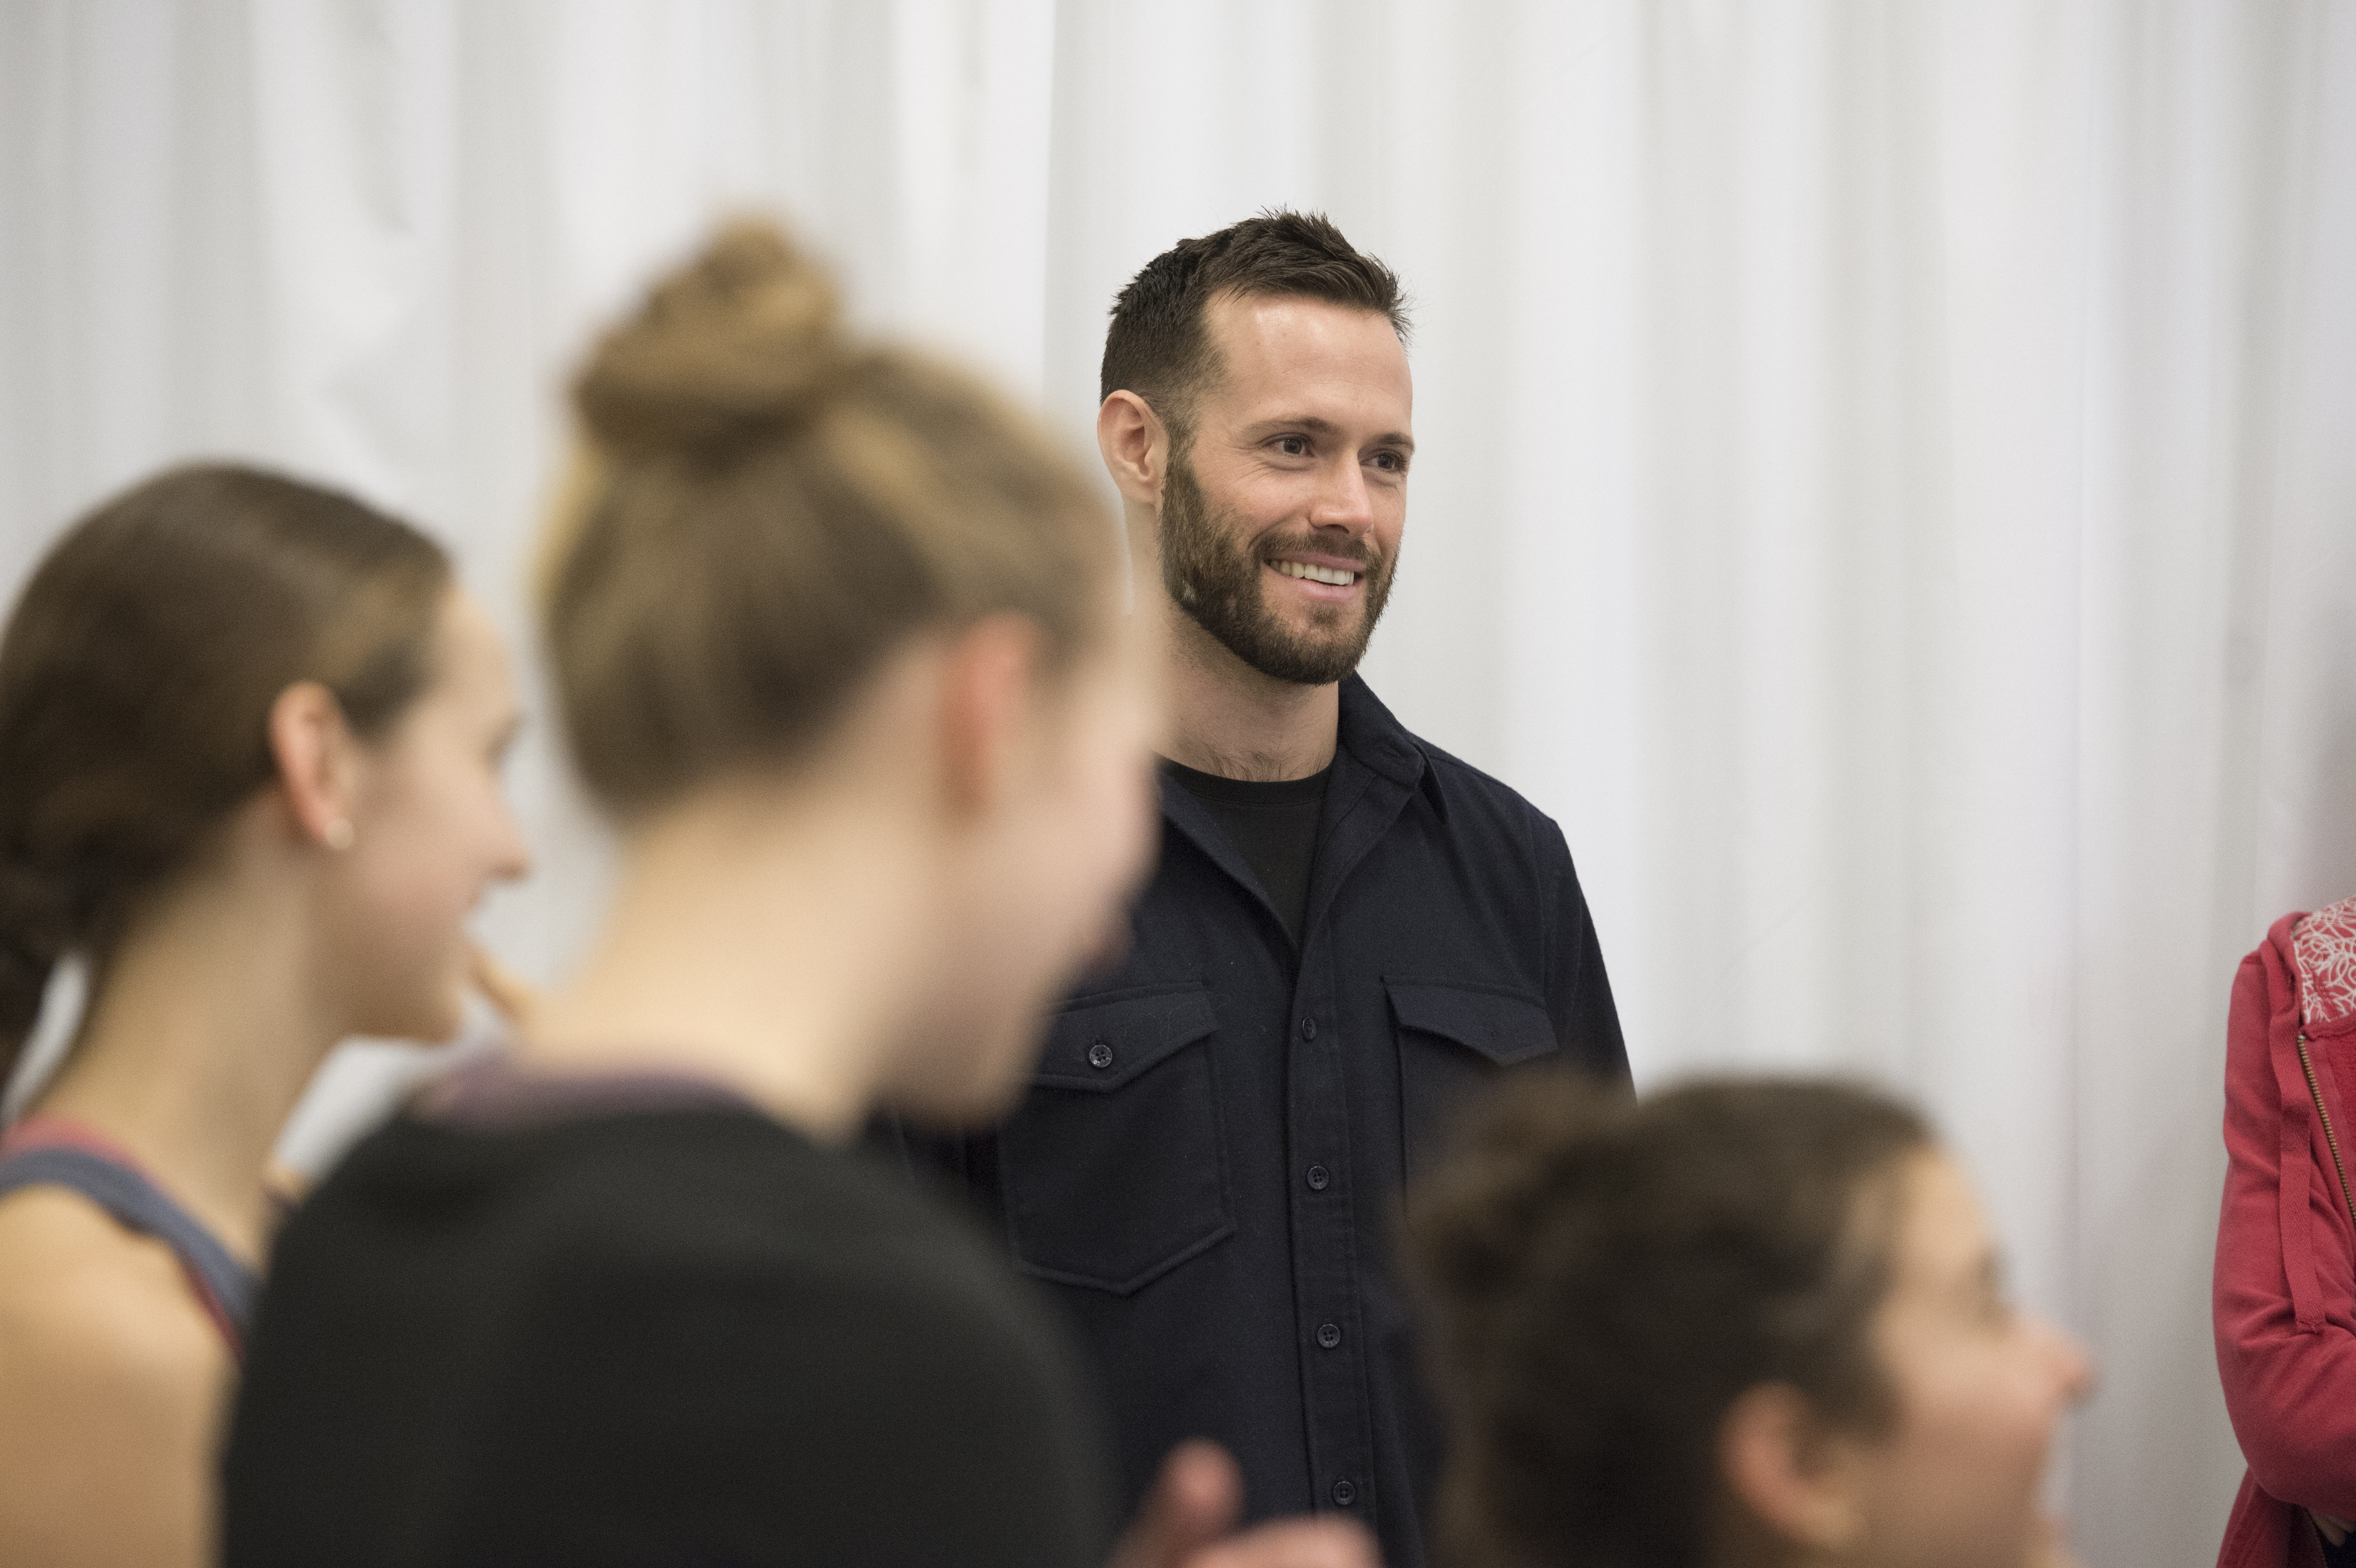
323, 819, 355, 851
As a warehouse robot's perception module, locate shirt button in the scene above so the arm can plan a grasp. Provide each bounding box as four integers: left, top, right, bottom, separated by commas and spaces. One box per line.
1299, 1017, 1318, 1041
1086, 1041, 1113, 1069
1305, 1164, 1331, 1191
1316, 1321, 1342, 1350
1331, 1479, 1357, 1507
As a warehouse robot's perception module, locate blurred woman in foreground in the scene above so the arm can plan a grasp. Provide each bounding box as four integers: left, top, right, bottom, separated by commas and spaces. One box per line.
1405, 1074, 2091, 1568
223, 221, 1372, 1568
0, 465, 529, 1566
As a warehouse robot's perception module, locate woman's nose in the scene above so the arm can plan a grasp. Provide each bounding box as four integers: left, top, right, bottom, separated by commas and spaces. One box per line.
2038, 1319, 2097, 1405
493, 804, 534, 882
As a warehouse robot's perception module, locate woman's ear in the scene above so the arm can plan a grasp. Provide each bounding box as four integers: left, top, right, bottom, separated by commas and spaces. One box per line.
1719, 1383, 1868, 1558
1096, 390, 1168, 508
937, 616, 1045, 819
267, 681, 362, 851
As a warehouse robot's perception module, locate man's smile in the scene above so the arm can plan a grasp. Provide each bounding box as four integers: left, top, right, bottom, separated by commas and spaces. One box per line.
1272, 559, 1358, 587
1265, 553, 1371, 604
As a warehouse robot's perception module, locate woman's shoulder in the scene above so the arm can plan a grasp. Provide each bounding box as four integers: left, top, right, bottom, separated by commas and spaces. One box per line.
0, 1185, 224, 1385
486, 1118, 1055, 1346
2291, 896, 2356, 1032
2227, 899, 2356, 1035
342, 1106, 999, 1289
0, 1189, 227, 1563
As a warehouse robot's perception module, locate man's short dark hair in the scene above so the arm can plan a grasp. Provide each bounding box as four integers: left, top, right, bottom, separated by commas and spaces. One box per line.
1100, 209, 1408, 446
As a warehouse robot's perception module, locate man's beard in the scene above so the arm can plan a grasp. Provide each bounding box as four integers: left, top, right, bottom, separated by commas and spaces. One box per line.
1158, 456, 1396, 686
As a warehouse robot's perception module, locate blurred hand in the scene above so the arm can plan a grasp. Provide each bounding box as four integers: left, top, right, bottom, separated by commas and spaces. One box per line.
2314, 1511, 2352, 1549
468, 942, 540, 1029
1107, 1440, 1381, 1568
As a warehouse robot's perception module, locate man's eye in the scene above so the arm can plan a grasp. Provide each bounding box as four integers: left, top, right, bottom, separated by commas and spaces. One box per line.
1276, 436, 1308, 456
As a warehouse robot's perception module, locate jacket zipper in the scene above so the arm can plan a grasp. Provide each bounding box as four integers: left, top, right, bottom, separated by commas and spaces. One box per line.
2296, 1028, 2356, 1240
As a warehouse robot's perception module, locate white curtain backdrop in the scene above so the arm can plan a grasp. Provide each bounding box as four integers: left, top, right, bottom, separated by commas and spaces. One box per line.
4, 3, 2354, 1564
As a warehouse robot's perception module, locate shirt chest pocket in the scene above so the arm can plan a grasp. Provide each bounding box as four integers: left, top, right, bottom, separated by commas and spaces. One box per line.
996, 985, 1235, 1296
1389, 978, 1560, 1185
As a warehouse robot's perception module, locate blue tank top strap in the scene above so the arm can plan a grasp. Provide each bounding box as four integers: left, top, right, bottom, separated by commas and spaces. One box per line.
0, 1144, 259, 1347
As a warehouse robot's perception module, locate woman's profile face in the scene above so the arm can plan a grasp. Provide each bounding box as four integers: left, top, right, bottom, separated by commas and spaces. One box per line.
1844, 1150, 2093, 1568
322, 589, 531, 1041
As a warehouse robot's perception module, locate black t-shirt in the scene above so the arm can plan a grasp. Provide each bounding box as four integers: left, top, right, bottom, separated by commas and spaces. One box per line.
223, 1076, 1115, 1568
1162, 759, 1330, 947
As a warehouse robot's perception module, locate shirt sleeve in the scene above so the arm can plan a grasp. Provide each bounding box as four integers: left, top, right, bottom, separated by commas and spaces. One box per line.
439, 1248, 1114, 1568
1539, 819, 1630, 1082
2214, 947, 2356, 1516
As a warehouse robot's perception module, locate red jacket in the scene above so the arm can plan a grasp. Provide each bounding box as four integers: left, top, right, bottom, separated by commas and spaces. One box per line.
2216, 901, 2356, 1568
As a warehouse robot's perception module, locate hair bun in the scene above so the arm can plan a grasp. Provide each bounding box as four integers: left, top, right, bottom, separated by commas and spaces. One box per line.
574, 218, 847, 458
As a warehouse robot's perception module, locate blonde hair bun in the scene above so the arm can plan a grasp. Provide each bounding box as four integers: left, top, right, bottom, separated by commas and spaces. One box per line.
574, 218, 846, 458
543, 214, 1117, 819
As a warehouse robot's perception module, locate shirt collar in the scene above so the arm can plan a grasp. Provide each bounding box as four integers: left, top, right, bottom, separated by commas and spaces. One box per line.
1335, 674, 1445, 819
1151, 673, 1443, 835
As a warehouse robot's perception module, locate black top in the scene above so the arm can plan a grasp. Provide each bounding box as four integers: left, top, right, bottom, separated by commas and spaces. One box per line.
1161, 759, 1330, 948
897, 675, 1628, 1568
224, 1075, 1114, 1568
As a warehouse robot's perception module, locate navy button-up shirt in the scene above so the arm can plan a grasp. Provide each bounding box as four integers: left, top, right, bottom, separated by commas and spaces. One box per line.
913, 675, 1626, 1568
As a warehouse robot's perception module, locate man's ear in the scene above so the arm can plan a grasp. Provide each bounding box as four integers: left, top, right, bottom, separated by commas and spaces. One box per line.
1718, 1383, 1868, 1558
938, 615, 1046, 819
1096, 391, 1168, 508
267, 681, 362, 850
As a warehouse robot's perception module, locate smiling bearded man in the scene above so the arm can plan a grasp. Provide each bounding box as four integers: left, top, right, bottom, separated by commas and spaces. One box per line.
896, 210, 1627, 1568
1157, 446, 1396, 687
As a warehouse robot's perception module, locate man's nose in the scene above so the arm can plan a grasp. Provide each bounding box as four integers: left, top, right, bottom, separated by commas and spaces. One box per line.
1309, 457, 1374, 532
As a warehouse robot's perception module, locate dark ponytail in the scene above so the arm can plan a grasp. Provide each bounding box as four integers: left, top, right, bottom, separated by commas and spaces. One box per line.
0, 463, 450, 1098
0, 864, 76, 1071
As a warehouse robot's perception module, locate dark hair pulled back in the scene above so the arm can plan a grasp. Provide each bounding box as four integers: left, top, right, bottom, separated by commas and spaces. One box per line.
1402, 1073, 1934, 1568
0, 463, 451, 1093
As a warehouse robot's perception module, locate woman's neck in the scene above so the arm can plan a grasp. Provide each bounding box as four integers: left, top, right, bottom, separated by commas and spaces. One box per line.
29, 868, 342, 1265
517, 777, 931, 1145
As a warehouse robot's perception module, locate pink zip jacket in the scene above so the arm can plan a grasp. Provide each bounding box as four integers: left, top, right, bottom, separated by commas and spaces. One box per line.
2216, 900, 2356, 1568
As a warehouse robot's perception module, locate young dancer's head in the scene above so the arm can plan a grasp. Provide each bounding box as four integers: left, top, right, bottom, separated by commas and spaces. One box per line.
538, 218, 1153, 1126
0, 462, 528, 1568
1406, 1075, 2091, 1568
0, 463, 527, 1105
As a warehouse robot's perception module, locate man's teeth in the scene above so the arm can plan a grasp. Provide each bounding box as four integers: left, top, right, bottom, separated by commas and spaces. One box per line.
1274, 561, 1358, 587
